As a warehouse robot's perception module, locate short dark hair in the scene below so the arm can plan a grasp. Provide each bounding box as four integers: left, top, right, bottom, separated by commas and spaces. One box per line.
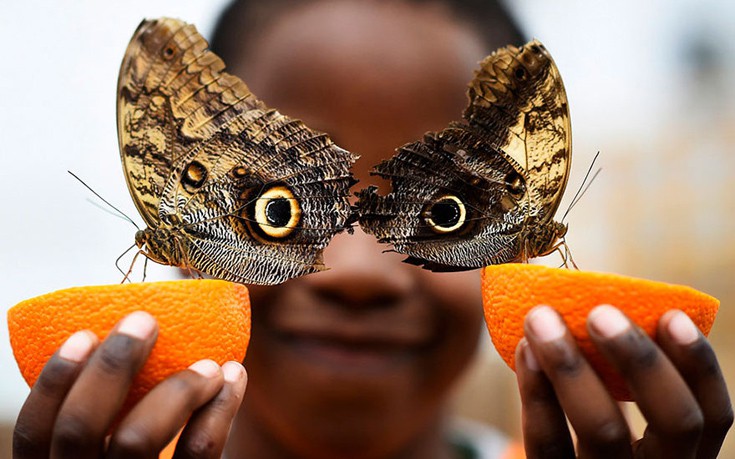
209, 0, 525, 64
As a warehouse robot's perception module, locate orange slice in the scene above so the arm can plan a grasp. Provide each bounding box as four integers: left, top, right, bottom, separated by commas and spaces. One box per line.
482, 264, 719, 400
8, 279, 250, 420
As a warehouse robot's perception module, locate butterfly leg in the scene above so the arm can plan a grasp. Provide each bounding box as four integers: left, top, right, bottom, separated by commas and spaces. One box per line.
115, 243, 137, 280
142, 255, 149, 282
176, 248, 201, 279
543, 240, 578, 270
178, 266, 205, 280
563, 240, 579, 270
120, 249, 147, 283
520, 239, 532, 264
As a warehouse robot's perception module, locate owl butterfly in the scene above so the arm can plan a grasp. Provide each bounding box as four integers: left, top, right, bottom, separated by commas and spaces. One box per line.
118, 18, 357, 285
356, 40, 571, 271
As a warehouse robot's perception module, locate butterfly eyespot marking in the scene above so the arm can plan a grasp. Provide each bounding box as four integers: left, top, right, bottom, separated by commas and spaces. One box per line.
231, 166, 260, 189
231, 166, 249, 178
181, 161, 208, 192
162, 46, 176, 60
505, 171, 526, 199
425, 195, 466, 234
254, 186, 301, 238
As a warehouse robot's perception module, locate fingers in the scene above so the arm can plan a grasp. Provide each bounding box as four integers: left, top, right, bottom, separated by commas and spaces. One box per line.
106, 359, 230, 459
520, 304, 731, 459
524, 306, 631, 458
515, 338, 575, 459
13, 311, 246, 459
172, 361, 248, 459
106, 361, 247, 459
656, 310, 733, 459
13, 331, 99, 459
50, 311, 159, 459
588, 305, 705, 459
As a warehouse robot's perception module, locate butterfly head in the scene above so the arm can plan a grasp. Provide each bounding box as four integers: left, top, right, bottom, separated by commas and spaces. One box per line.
523, 219, 568, 262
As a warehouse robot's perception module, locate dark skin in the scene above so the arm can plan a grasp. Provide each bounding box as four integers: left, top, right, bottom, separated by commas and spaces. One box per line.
518, 305, 733, 459
14, 1, 732, 458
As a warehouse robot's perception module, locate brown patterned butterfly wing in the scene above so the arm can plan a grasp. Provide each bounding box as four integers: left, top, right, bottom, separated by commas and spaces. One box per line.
356, 40, 570, 270
118, 18, 356, 284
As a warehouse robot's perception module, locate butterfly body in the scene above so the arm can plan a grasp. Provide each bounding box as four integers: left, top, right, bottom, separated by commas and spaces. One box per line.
357, 40, 571, 270
134, 227, 187, 268
118, 18, 356, 284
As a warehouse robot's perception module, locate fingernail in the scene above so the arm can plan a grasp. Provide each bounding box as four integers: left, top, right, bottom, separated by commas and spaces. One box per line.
189, 359, 220, 378
117, 311, 157, 340
588, 305, 631, 338
59, 331, 97, 362
222, 361, 246, 383
527, 306, 565, 342
520, 339, 540, 371
668, 310, 699, 345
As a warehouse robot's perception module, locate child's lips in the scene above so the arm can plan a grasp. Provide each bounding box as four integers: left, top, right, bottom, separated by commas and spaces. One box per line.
280, 331, 432, 374
258, 288, 439, 374
271, 319, 436, 375
282, 326, 432, 348
268, 296, 436, 346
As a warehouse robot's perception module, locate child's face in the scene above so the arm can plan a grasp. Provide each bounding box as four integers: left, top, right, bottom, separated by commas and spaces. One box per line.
231, 1, 488, 454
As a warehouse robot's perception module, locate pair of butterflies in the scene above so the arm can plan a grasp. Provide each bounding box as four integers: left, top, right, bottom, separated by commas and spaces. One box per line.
117, 18, 571, 285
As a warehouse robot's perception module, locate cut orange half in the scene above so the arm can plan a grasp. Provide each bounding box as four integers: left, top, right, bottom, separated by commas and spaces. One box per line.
8, 279, 251, 422
482, 264, 719, 400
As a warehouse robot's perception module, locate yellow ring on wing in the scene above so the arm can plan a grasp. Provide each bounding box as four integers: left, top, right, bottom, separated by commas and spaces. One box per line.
254, 186, 301, 238
426, 195, 466, 234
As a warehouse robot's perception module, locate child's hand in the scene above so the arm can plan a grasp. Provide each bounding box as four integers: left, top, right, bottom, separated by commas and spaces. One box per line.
12, 311, 247, 459
516, 305, 732, 458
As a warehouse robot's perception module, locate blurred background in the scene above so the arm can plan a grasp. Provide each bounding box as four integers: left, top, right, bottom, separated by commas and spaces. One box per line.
1, 0, 733, 456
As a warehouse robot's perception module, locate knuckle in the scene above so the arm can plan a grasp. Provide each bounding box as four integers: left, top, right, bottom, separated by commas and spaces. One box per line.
110, 426, 155, 456
35, 359, 77, 395
586, 419, 630, 446
615, 332, 659, 372
96, 335, 137, 375
160, 374, 207, 411
205, 391, 232, 415
179, 431, 218, 457
165, 373, 199, 396
690, 341, 721, 376
629, 343, 659, 370
52, 414, 99, 453
663, 408, 704, 440
546, 343, 584, 376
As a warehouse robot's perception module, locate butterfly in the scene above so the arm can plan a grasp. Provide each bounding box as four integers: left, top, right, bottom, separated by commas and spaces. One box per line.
117, 18, 357, 285
356, 40, 571, 271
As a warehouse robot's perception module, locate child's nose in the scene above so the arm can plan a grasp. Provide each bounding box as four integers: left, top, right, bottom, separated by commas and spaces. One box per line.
303, 227, 414, 307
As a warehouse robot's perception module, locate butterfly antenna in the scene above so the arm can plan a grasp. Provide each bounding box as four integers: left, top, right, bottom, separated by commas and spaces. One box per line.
561, 151, 601, 224
68, 170, 140, 231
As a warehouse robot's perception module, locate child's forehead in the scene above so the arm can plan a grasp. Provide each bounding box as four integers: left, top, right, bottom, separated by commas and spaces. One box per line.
263, 0, 468, 33
226, 1, 486, 178
238, 2, 484, 117
246, 0, 485, 61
